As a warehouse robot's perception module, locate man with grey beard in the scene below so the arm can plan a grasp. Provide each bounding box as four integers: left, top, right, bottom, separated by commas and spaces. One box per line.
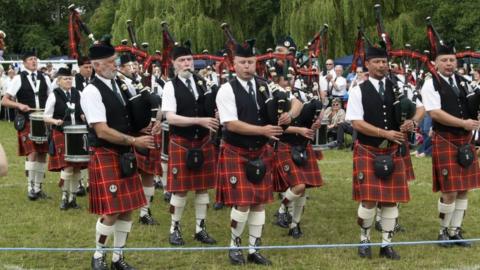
161, 41, 218, 246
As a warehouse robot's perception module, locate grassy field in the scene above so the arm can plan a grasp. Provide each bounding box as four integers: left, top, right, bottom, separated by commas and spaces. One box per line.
0, 120, 479, 270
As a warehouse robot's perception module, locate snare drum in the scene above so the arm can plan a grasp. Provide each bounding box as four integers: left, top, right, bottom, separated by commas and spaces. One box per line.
64, 125, 89, 162
29, 111, 47, 143
161, 121, 169, 161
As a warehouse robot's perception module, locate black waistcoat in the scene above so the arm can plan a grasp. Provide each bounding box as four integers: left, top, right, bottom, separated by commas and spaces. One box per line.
223, 77, 270, 149
432, 74, 471, 135
52, 88, 83, 126
16, 71, 49, 116
169, 76, 209, 140
357, 79, 399, 147
88, 77, 132, 152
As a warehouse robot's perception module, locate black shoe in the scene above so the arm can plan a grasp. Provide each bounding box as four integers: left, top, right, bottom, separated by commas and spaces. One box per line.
229, 248, 245, 265
36, 190, 50, 199
111, 257, 136, 270
28, 190, 39, 201
163, 192, 172, 203
154, 180, 163, 190
247, 252, 272, 265
169, 225, 185, 246
194, 229, 217, 244
275, 212, 290, 228
76, 185, 87, 197
213, 202, 224, 210
91, 255, 108, 270
60, 198, 69, 211
139, 214, 159, 225
374, 220, 382, 232
68, 198, 81, 209
288, 224, 303, 239
358, 240, 372, 259
379, 245, 400, 260
437, 228, 452, 248
450, 229, 472, 248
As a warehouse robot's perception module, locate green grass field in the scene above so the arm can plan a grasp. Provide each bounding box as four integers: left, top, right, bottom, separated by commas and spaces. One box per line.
0, 120, 479, 270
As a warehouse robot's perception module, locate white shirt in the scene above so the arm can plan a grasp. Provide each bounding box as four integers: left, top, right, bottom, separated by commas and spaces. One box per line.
331, 76, 347, 96
319, 69, 336, 92
80, 74, 125, 124
421, 73, 458, 112
6, 70, 52, 97
347, 76, 423, 121
161, 75, 199, 113
216, 77, 263, 124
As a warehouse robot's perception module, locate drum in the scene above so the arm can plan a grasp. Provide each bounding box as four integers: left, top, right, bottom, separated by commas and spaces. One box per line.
313, 119, 329, 150
29, 111, 47, 143
64, 125, 89, 162
161, 121, 169, 161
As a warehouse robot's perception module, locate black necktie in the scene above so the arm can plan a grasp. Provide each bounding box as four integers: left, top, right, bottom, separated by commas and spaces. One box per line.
66, 91, 71, 102
31, 73, 37, 87
186, 78, 195, 98
448, 77, 460, 96
247, 81, 257, 107
111, 80, 125, 106
378, 80, 385, 101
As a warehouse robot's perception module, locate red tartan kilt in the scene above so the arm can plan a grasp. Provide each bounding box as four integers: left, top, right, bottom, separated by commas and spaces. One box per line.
215, 142, 274, 207
88, 146, 146, 215
313, 147, 324, 160
352, 142, 410, 203
272, 142, 323, 192
135, 133, 163, 175
166, 135, 216, 193
432, 132, 480, 192
403, 134, 415, 181
17, 121, 48, 156
48, 129, 88, 171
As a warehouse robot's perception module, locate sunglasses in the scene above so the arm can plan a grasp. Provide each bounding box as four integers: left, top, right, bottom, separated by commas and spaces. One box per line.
332, 103, 340, 106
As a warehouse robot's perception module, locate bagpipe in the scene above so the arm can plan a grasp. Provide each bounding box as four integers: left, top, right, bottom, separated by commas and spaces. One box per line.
68, 4, 95, 59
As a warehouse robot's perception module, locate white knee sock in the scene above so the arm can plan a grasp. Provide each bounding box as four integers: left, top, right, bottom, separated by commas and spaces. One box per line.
195, 193, 210, 233
291, 195, 307, 228
230, 207, 249, 247
357, 204, 376, 241
248, 210, 265, 254
112, 220, 132, 262
380, 206, 398, 247
161, 162, 168, 188
94, 218, 115, 259
25, 161, 35, 192
140, 186, 155, 217
438, 199, 455, 234
60, 169, 73, 200
170, 194, 187, 233
449, 198, 468, 236
34, 162, 46, 193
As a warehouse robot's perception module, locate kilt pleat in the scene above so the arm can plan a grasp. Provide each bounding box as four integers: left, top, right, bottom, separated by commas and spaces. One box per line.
431, 132, 480, 192
215, 142, 274, 207
352, 142, 410, 203
272, 142, 323, 192
17, 121, 48, 156
135, 133, 163, 175
88, 146, 146, 215
166, 135, 216, 193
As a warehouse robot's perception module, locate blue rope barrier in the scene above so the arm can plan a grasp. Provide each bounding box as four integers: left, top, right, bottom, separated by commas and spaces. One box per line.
0, 238, 478, 252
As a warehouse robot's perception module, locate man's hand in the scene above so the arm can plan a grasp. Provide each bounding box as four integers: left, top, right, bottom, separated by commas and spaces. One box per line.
382, 130, 405, 144
462, 119, 480, 131
139, 122, 153, 134
299, 127, 314, 140
151, 120, 162, 135
17, 103, 30, 112
278, 112, 292, 126
133, 135, 155, 149
199, 117, 220, 132
400, 120, 415, 132
263, 125, 284, 140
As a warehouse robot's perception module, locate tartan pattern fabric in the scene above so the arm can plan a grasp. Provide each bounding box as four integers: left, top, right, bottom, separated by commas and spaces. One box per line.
48, 129, 88, 172
17, 121, 48, 156
314, 148, 324, 160
352, 142, 410, 203
88, 146, 146, 215
272, 142, 323, 192
403, 134, 415, 181
215, 142, 274, 207
135, 133, 163, 175
431, 132, 480, 192
166, 135, 216, 193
